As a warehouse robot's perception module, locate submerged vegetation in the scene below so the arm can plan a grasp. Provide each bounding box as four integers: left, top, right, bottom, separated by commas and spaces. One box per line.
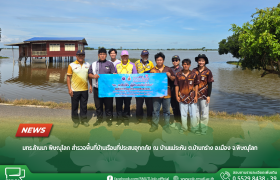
0, 97, 279, 122
226, 61, 241, 65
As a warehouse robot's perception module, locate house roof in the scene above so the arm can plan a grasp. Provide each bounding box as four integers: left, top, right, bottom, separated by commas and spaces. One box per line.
4, 42, 30, 46
24, 37, 88, 45
5, 37, 88, 46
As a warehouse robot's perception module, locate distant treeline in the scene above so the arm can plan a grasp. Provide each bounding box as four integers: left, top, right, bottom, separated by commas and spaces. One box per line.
85, 47, 218, 51
1, 48, 19, 49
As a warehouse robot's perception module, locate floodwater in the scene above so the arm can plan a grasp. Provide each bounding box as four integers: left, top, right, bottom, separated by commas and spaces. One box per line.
0, 49, 280, 115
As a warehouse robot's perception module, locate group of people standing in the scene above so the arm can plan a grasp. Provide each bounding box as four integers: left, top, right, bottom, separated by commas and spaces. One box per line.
67, 48, 214, 135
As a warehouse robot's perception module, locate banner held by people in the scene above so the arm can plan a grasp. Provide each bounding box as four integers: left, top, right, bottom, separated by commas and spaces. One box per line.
98, 73, 168, 97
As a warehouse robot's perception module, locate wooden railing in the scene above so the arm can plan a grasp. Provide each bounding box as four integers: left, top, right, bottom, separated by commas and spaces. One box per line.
32, 51, 47, 56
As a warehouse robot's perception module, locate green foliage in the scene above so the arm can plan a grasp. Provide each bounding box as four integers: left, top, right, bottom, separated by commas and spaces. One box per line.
218, 33, 241, 59
84, 47, 94, 50
228, 3, 280, 77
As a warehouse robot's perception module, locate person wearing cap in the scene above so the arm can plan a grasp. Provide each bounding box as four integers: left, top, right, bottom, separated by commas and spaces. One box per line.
108, 48, 121, 67
169, 55, 183, 130
149, 52, 175, 134
67, 50, 92, 128
134, 50, 154, 125
88, 48, 115, 127
115, 50, 137, 126
175, 59, 199, 134
192, 54, 214, 135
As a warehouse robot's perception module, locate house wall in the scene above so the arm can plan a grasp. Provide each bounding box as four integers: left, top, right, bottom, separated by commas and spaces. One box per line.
30, 41, 84, 57
18, 44, 32, 57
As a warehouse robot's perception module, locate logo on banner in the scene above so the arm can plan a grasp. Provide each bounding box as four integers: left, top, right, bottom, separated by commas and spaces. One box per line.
107, 175, 113, 180
122, 77, 126, 81
220, 171, 231, 180
5, 167, 25, 180
173, 175, 179, 180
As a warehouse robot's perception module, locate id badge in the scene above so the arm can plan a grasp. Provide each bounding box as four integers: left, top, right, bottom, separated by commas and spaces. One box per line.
201, 76, 205, 80
189, 81, 192, 85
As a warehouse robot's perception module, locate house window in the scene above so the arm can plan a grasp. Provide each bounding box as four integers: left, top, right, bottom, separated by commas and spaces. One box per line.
49, 44, 60, 51
78, 44, 83, 50
65, 44, 75, 51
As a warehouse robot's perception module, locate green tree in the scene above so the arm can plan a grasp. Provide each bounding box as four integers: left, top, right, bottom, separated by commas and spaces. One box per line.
229, 3, 280, 77
218, 33, 240, 59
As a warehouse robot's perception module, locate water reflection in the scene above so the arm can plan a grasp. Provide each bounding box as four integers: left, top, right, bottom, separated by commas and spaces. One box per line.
217, 68, 280, 100
5, 62, 69, 87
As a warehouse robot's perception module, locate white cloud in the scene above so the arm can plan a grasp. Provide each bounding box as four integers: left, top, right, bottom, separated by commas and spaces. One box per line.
1, 35, 21, 43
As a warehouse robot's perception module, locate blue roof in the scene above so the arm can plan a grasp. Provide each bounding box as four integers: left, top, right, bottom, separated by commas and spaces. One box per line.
24, 37, 85, 42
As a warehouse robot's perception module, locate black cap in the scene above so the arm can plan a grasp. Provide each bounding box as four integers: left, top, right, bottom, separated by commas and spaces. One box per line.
172, 55, 180, 60
76, 50, 85, 55
195, 54, 209, 64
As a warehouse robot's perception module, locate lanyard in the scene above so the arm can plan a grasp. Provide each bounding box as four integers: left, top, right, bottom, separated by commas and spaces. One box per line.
141, 60, 149, 69
120, 60, 131, 73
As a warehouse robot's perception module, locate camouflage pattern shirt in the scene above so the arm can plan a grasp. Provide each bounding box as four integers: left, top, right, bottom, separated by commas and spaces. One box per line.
174, 70, 199, 104
192, 67, 214, 100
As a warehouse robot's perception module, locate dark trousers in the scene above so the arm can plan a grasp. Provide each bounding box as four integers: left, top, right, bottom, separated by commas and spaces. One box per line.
71, 90, 88, 123
171, 89, 181, 122
136, 97, 153, 121
116, 97, 132, 121
94, 87, 113, 121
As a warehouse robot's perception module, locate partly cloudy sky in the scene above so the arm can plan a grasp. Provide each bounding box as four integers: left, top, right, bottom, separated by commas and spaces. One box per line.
0, 0, 279, 49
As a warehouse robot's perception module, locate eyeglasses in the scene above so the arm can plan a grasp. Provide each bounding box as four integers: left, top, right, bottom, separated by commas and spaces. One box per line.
172, 59, 179, 62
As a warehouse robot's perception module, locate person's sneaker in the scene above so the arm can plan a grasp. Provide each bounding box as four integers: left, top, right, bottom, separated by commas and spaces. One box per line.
149, 126, 158, 132
107, 120, 112, 127
195, 131, 201, 135
135, 120, 141, 124
73, 123, 79, 128
116, 120, 122, 127
82, 122, 90, 127
163, 127, 172, 134
93, 120, 102, 126
174, 123, 181, 130
170, 122, 176, 128
179, 129, 185, 134
124, 121, 129, 126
